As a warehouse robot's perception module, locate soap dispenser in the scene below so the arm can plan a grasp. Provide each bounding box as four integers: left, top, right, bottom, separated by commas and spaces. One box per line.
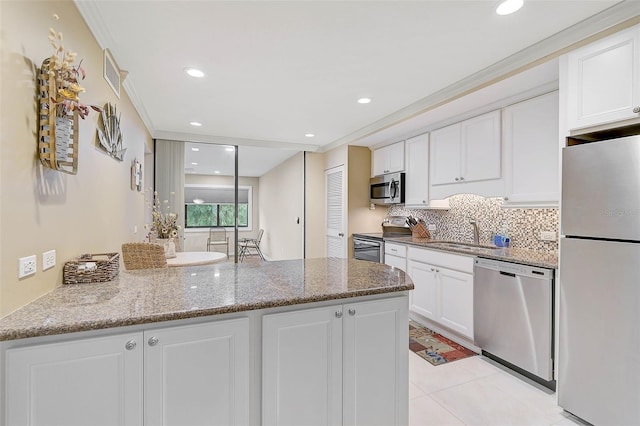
494, 225, 510, 248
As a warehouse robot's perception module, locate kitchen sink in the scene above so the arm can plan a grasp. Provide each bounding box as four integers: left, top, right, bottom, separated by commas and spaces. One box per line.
427, 241, 498, 251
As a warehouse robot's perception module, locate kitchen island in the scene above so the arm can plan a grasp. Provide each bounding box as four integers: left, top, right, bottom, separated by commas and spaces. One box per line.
0, 258, 413, 425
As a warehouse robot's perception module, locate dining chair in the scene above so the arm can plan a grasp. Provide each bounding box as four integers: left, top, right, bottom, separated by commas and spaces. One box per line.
239, 229, 265, 262
121, 242, 168, 270
206, 227, 229, 256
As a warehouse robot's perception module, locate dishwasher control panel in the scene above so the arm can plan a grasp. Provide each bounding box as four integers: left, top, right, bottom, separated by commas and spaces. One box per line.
474, 258, 553, 280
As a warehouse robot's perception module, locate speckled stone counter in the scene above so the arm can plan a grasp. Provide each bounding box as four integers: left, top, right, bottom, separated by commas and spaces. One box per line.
0, 258, 413, 341
385, 237, 558, 269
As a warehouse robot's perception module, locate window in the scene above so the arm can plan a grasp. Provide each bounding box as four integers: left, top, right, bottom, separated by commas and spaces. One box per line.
184, 185, 251, 229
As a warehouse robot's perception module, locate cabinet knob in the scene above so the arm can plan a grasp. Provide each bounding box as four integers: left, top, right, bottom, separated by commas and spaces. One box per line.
148, 336, 159, 346
338, 232, 344, 237
422, 200, 426, 204
348, 308, 356, 316
335, 311, 343, 318
436, 269, 440, 273
634, 106, 640, 114
430, 268, 435, 272
125, 340, 137, 351
455, 177, 459, 181
459, 176, 465, 181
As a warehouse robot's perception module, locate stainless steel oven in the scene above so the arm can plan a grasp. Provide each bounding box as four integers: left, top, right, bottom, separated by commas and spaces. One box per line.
353, 234, 384, 263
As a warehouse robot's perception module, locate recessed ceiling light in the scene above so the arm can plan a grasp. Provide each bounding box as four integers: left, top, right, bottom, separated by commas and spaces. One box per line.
189, 121, 202, 127
214, 170, 221, 174
193, 198, 204, 204
191, 162, 198, 166
305, 133, 315, 138
185, 68, 205, 78
357, 97, 372, 104
191, 147, 199, 152
496, 0, 523, 15
225, 147, 234, 152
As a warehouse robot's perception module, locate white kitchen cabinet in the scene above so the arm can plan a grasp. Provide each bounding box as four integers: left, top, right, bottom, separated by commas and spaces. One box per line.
566, 24, 640, 131
385, 242, 407, 272
407, 247, 474, 339
430, 110, 503, 199
372, 141, 405, 176
404, 134, 430, 207
6, 332, 144, 426
144, 319, 250, 426
262, 297, 408, 426
6, 319, 250, 426
503, 91, 560, 207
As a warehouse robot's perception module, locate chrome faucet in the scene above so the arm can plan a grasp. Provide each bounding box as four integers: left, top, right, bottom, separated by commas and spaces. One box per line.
469, 219, 479, 244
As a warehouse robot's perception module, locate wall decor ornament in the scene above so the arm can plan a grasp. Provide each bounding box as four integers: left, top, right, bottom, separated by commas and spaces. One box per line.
131, 158, 142, 191
37, 28, 101, 174
97, 103, 126, 161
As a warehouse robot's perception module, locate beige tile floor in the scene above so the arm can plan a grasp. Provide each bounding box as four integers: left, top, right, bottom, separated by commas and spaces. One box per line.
409, 352, 589, 426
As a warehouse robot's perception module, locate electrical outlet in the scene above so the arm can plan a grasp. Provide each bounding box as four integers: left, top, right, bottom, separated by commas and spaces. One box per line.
540, 231, 556, 241
19, 255, 37, 278
428, 224, 436, 231
43, 250, 56, 270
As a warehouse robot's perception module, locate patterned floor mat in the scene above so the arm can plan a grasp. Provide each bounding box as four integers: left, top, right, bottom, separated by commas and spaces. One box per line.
409, 320, 477, 366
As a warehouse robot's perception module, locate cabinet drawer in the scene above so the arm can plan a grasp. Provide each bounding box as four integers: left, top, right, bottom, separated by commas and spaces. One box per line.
385, 243, 406, 257
407, 247, 474, 273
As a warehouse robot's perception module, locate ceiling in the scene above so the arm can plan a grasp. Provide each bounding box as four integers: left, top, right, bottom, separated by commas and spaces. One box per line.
76, 0, 635, 176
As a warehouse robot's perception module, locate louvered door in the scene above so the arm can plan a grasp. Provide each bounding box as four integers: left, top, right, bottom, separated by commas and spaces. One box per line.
326, 165, 346, 258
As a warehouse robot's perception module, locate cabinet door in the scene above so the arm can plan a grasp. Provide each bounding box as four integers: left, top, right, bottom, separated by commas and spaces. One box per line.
263, 306, 342, 426
343, 297, 409, 426
385, 253, 406, 272
144, 319, 249, 426
404, 134, 429, 206
438, 268, 474, 339
430, 123, 461, 185
407, 260, 438, 320
385, 141, 405, 174
503, 91, 560, 205
6, 332, 143, 426
566, 25, 640, 130
372, 146, 387, 177
461, 110, 502, 183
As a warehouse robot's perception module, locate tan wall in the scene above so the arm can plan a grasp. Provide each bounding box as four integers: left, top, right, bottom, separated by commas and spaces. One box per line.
304, 152, 326, 258
258, 153, 304, 260
347, 146, 387, 255
0, 1, 152, 316
183, 174, 259, 255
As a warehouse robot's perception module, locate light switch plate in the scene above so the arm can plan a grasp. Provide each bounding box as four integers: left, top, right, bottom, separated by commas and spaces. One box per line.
428, 224, 436, 231
540, 231, 556, 241
43, 250, 56, 270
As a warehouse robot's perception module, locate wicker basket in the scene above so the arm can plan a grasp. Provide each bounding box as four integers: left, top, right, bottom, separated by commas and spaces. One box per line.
63, 253, 120, 284
410, 222, 431, 239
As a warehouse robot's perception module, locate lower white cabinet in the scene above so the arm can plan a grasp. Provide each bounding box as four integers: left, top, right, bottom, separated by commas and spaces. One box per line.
262, 297, 408, 426
407, 247, 474, 339
6, 318, 250, 426
385, 242, 407, 272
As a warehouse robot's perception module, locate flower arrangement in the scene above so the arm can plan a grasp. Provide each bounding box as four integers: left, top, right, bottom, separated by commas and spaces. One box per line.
47, 27, 101, 119
146, 191, 181, 240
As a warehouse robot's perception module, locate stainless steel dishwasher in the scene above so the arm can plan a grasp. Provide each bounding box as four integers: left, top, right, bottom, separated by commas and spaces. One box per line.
474, 258, 555, 388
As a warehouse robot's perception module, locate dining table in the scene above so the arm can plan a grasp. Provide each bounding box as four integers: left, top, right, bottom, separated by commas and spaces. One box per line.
166, 251, 227, 267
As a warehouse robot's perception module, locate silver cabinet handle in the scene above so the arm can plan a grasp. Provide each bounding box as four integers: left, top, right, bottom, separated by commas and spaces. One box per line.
460, 177, 465, 181
335, 311, 343, 318
422, 200, 426, 204
390, 248, 397, 252
125, 340, 137, 351
338, 233, 344, 237
455, 177, 460, 181
430, 268, 435, 272
633, 106, 640, 113
348, 308, 356, 316
148, 336, 159, 346
435, 269, 440, 273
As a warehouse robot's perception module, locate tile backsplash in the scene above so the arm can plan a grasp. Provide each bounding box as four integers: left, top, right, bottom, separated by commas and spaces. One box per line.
389, 194, 558, 252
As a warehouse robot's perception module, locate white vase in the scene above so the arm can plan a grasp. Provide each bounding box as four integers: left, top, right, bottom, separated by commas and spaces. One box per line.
156, 238, 176, 259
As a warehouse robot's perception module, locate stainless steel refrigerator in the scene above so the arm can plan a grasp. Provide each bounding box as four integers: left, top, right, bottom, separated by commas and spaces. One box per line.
559, 133, 640, 425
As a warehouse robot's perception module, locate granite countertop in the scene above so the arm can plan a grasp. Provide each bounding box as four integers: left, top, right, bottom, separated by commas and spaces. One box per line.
385, 237, 558, 269
0, 258, 413, 342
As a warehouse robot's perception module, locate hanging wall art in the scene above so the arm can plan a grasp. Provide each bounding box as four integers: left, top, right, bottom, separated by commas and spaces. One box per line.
97, 102, 126, 161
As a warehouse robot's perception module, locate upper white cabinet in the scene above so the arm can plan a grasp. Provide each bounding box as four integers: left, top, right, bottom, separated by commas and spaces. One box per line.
430, 110, 503, 199
372, 141, 405, 176
503, 91, 560, 207
404, 134, 430, 207
263, 297, 408, 426
565, 24, 640, 131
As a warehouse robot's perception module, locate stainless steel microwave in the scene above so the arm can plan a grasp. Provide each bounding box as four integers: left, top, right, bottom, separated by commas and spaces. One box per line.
370, 172, 405, 205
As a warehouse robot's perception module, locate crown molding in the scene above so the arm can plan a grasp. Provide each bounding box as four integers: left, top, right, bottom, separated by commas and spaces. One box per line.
154, 131, 321, 152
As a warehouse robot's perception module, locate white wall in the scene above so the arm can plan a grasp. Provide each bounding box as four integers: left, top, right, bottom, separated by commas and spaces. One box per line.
0, 1, 152, 317
258, 153, 304, 260
305, 152, 326, 258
